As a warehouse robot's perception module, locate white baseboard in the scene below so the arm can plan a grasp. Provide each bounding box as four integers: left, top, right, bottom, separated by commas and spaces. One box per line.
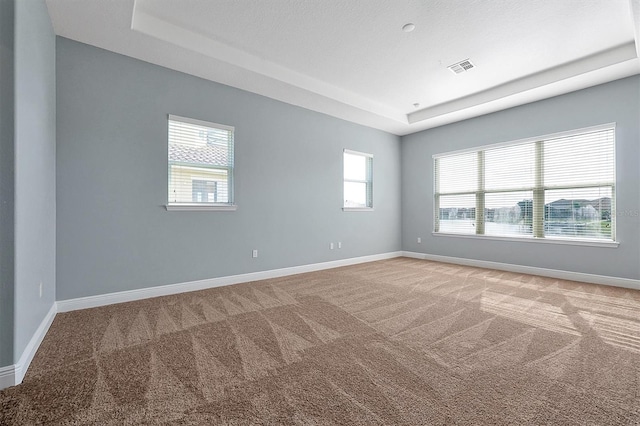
402, 251, 640, 291
57, 251, 404, 312
14, 303, 57, 385
0, 302, 57, 390
0, 364, 16, 390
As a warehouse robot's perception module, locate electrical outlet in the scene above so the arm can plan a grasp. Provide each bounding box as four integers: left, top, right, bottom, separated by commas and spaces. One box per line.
417, 237, 422, 244
252, 249, 258, 258
338, 242, 342, 249
330, 243, 334, 250
39, 281, 43, 298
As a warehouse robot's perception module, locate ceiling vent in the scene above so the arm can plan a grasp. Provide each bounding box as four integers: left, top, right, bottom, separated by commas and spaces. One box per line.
448, 59, 475, 74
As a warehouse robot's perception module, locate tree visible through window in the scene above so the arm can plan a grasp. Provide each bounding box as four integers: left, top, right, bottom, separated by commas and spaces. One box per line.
434, 125, 615, 241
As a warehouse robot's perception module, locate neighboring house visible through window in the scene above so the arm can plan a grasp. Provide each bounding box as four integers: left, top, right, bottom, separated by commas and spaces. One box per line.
343, 149, 373, 210
192, 180, 217, 203
433, 124, 616, 243
167, 115, 235, 210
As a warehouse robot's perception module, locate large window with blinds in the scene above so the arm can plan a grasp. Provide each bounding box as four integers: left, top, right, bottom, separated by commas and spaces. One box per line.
434, 124, 615, 242
168, 115, 234, 209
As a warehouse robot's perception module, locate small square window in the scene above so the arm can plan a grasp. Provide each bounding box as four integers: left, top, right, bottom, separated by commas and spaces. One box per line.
167, 115, 235, 210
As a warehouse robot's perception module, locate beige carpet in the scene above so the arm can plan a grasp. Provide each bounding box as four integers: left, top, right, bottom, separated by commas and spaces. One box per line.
2, 257, 640, 425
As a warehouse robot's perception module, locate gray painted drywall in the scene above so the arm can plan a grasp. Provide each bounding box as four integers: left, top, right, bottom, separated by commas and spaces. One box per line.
56, 38, 401, 300
14, 0, 56, 360
0, 0, 15, 368
402, 76, 640, 280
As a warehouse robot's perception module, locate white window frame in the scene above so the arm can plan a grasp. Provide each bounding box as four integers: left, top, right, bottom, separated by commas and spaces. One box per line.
343, 149, 374, 211
166, 114, 237, 211
433, 124, 618, 248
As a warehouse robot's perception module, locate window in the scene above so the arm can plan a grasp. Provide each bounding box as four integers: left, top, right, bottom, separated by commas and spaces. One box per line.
167, 115, 235, 210
434, 124, 615, 243
343, 149, 373, 210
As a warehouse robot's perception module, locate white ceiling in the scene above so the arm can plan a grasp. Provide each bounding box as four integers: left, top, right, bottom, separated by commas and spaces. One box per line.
46, 0, 640, 136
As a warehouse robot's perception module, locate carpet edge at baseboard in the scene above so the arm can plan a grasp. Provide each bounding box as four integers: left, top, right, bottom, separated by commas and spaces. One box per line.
56, 251, 405, 313
402, 251, 640, 291
1, 302, 56, 390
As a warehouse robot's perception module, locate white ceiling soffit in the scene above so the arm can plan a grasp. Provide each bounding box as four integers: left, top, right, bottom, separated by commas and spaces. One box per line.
46, 0, 640, 136
632, 0, 640, 57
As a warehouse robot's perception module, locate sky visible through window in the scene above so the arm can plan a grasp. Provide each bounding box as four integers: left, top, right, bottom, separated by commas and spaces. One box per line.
344, 152, 371, 208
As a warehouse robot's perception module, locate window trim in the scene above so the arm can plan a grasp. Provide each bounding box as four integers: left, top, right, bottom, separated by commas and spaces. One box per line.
433, 123, 616, 244
343, 149, 374, 211
166, 114, 236, 211
432, 231, 619, 248
165, 204, 237, 212
343, 207, 375, 212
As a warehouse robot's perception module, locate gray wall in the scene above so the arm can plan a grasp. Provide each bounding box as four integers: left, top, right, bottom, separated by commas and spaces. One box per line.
402, 76, 640, 280
13, 0, 56, 360
56, 38, 402, 300
0, 0, 15, 368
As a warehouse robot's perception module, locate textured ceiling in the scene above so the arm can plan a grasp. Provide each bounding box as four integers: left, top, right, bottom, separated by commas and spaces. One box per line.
46, 0, 640, 135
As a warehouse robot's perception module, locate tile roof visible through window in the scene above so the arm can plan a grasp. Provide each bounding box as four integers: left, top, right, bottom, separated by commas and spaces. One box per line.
169, 143, 229, 166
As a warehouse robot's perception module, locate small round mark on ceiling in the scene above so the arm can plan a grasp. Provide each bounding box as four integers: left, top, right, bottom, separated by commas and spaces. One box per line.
413, 103, 420, 109
402, 23, 415, 33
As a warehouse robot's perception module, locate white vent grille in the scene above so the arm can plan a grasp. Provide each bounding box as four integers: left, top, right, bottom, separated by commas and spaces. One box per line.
448, 59, 475, 74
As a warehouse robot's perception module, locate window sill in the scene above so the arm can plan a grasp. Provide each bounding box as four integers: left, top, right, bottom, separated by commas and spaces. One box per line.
343, 207, 374, 212
165, 204, 237, 211
432, 232, 619, 248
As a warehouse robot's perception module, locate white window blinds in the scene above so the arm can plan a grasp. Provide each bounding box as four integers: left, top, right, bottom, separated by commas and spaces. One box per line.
434, 124, 615, 241
168, 115, 234, 206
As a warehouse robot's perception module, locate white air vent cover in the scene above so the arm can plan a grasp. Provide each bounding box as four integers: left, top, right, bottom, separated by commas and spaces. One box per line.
448, 59, 475, 74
